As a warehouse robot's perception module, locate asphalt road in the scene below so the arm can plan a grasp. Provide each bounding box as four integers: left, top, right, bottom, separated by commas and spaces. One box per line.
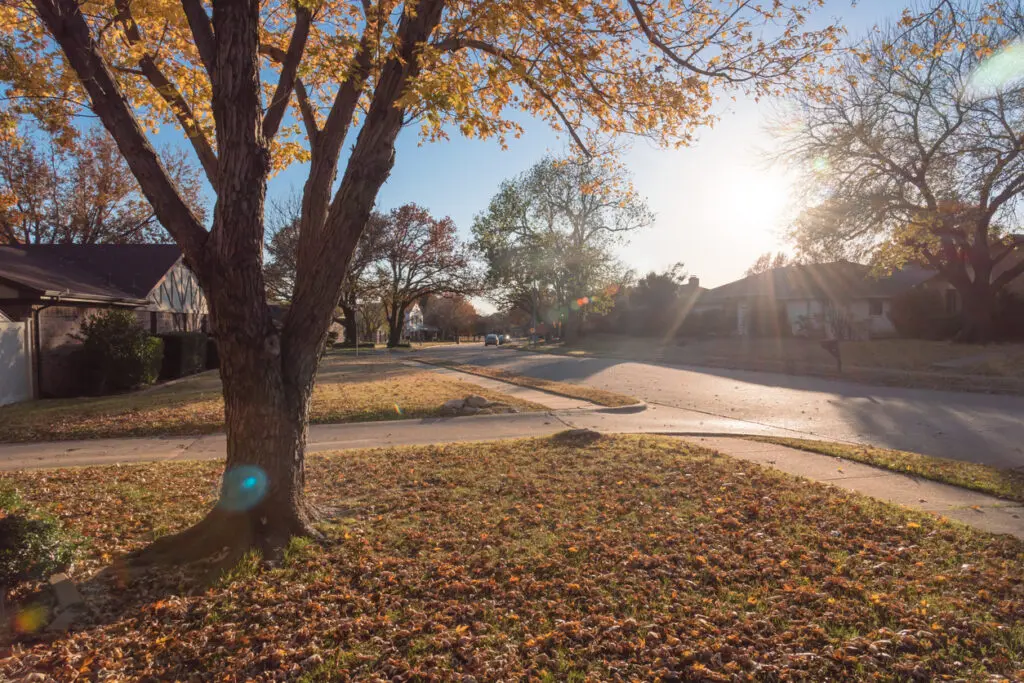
423, 344, 1024, 469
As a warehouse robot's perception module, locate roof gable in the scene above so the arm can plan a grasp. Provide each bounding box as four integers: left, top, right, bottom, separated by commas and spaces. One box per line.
0, 244, 183, 303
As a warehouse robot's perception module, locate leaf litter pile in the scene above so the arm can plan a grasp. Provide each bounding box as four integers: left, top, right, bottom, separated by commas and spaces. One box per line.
2, 434, 1022, 681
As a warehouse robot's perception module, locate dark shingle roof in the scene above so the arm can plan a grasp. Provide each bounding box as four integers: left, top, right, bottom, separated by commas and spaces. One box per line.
0, 244, 182, 303
701, 262, 936, 303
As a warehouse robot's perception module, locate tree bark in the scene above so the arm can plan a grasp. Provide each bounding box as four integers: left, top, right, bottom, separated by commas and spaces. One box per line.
955, 282, 997, 344
338, 302, 358, 345
387, 303, 407, 347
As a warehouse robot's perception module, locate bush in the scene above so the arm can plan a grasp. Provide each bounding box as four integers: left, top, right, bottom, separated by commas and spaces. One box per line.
74, 309, 164, 394
889, 288, 962, 340
0, 515, 75, 594
157, 332, 208, 379
994, 292, 1024, 340
206, 336, 220, 370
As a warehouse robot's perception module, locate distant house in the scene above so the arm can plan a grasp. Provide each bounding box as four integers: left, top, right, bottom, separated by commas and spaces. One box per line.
693, 261, 949, 340
0, 244, 207, 397
402, 302, 439, 341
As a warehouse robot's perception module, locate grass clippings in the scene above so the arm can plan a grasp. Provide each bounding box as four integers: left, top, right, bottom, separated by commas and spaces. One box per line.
1, 434, 1022, 680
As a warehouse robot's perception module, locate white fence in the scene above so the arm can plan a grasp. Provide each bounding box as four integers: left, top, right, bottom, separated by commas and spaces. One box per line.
0, 321, 32, 406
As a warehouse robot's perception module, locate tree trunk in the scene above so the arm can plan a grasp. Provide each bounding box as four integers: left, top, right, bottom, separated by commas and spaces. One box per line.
387, 304, 406, 347
338, 302, 358, 345
956, 282, 997, 344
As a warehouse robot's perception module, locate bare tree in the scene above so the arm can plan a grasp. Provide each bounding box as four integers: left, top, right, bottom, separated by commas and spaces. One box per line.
781, 0, 1024, 342
374, 205, 476, 347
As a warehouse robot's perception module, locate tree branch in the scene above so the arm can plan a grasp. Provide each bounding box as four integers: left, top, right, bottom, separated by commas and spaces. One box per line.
31, 0, 208, 265
434, 38, 590, 156
180, 0, 215, 76
113, 0, 219, 189
262, 6, 312, 141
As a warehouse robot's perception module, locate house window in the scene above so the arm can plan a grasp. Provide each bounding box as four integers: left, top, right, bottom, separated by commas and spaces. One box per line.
945, 290, 958, 314
868, 299, 883, 316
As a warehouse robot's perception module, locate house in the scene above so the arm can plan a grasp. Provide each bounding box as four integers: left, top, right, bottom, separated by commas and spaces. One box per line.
693, 261, 947, 340
0, 244, 207, 398
402, 302, 439, 341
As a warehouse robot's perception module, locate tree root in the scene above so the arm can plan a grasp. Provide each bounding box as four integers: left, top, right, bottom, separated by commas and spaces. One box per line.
128, 500, 322, 570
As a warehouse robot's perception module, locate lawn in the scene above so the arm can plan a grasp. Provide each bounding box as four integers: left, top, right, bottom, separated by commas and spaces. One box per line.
749, 436, 1024, 504
2, 434, 1022, 680
414, 359, 638, 407
0, 355, 544, 443
527, 334, 1024, 393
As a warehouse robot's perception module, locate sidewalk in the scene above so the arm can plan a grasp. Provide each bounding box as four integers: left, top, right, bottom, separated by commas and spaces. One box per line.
689, 437, 1024, 539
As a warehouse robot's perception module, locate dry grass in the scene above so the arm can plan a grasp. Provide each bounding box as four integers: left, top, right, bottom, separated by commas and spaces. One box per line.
527, 335, 1024, 393
0, 356, 544, 443
2, 434, 1022, 680
749, 436, 1024, 504
416, 359, 638, 407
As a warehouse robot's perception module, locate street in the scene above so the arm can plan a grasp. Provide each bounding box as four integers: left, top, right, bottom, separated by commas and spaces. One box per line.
422, 344, 1024, 469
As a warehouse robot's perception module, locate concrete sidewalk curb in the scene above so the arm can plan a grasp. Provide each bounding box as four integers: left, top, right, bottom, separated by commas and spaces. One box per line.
407, 358, 648, 414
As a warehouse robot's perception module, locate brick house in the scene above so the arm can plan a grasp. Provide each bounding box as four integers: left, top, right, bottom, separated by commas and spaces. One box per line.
0, 244, 207, 397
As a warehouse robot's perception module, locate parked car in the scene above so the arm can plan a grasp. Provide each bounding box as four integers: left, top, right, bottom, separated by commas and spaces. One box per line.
485, 333, 499, 346
498, 334, 507, 344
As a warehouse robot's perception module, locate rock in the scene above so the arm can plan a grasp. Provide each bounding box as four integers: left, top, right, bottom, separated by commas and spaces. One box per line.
460, 406, 480, 416
46, 607, 81, 633
49, 573, 83, 609
443, 398, 465, 411
464, 395, 491, 409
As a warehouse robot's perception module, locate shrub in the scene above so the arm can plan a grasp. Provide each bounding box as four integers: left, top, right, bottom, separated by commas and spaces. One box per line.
74, 309, 164, 394
994, 292, 1024, 340
889, 288, 962, 340
0, 515, 75, 596
157, 332, 208, 379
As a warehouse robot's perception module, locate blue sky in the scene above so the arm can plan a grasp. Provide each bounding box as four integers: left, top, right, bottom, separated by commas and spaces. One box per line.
260, 1, 903, 304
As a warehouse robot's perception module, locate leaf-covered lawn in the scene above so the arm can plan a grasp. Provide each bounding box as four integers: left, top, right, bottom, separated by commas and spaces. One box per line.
0, 358, 543, 443
415, 359, 638, 407
1, 434, 1022, 681
749, 436, 1024, 505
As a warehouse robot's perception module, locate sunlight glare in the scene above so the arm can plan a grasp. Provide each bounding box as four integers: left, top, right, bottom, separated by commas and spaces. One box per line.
967, 39, 1024, 97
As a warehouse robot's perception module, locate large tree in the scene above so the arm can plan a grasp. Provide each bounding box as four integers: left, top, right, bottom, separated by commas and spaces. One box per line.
0, 0, 839, 561
373, 204, 475, 347
423, 293, 477, 340
0, 126, 203, 244
473, 156, 649, 341
782, 0, 1024, 342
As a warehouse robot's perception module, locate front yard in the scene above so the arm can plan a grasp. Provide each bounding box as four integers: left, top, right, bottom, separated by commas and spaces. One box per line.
530, 335, 1024, 393
2, 434, 1021, 680
0, 354, 543, 443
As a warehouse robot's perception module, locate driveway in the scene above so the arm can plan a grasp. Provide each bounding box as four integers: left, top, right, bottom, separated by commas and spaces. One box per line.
421, 344, 1024, 469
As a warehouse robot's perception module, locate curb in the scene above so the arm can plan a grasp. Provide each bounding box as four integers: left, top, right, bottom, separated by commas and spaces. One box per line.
406, 359, 645, 413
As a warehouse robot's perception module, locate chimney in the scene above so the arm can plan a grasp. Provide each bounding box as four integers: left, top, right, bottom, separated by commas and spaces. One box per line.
687, 276, 700, 289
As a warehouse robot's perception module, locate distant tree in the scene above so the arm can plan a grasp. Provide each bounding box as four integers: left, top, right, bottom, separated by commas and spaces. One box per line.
745, 252, 794, 276
424, 294, 477, 340
374, 205, 476, 347
473, 156, 651, 341
265, 198, 385, 344
0, 126, 203, 245
781, 0, 1024, 342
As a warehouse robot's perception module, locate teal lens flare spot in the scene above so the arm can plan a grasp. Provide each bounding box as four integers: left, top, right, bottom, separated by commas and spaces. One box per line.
219, 465, 269, 511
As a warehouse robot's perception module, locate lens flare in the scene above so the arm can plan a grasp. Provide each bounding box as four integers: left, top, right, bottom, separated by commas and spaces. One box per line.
219, 465, 269, 512
394, 403, 404, 415
968, 39, 1024, 97
812, 156, 829, 173
13, 605, 48, 634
